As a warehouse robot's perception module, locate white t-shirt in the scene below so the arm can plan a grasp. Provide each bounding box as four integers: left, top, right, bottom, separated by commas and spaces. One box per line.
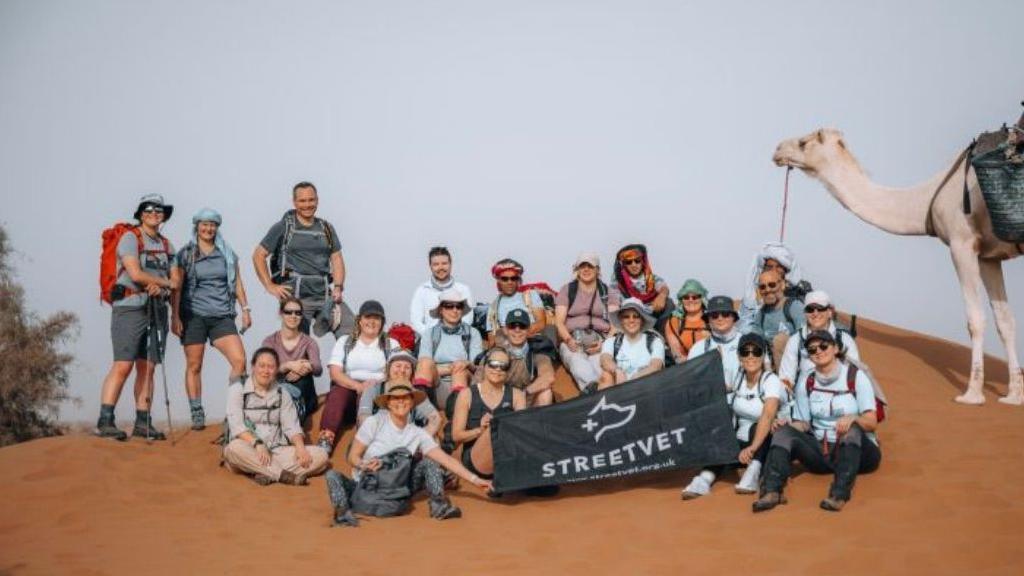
353, 412, 439, 479
779, 322, 860, 386
687, 332, 742, 386
730, 372, 787, 442
600, 332, 665, 379
409, 280, 474, 335
328, 335, 400, 382
795, 362, 878, 445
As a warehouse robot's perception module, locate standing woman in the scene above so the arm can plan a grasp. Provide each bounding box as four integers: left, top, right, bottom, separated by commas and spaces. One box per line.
753, 330, 881, 513
170, 208, 251, 431
262, 297, 323, 423
664, 279, 710, 364
451, 347, 527, 481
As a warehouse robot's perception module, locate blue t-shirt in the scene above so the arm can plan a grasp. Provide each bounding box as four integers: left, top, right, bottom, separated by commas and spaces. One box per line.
795, 362, 878, 445
418, 324, 483, 365
176, 246, 236, 317
114, 229, 176, 308
485, 291, 544, 332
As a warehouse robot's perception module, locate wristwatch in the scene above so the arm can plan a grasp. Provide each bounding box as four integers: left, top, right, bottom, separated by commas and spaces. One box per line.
242, 305, 252, 312
252, 437, 264, 448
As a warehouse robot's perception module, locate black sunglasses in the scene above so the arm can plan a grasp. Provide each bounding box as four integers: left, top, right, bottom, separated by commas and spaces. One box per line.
486, 360, 511, 371
498, 275, 521, 283
440, 302, 465, 310
758, 281, 779, 291
806, 342, 833, 354
739, 347, 763, 358
142, 206, 165, 214
707, 311, 733, 320
507, 323, 529, 331
804, 304, 830, 313
621, 258, 642, 266
282, 309, 303, 317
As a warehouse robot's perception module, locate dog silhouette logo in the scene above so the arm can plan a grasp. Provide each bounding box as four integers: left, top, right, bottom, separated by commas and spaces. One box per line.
581, 396, 637, 443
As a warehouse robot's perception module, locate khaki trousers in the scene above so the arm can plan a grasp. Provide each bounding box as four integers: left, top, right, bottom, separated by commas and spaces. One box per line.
223, 439, 330, 481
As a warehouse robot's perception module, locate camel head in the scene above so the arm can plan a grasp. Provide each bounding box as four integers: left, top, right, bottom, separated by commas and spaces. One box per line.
773, 128, 851, 176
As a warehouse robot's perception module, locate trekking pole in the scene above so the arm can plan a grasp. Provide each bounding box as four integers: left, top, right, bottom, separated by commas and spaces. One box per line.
779, 166, 792, 243
151, 295, 176, 446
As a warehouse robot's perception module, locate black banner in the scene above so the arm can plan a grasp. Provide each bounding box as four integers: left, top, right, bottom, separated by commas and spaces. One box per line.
491, 351, 738, 491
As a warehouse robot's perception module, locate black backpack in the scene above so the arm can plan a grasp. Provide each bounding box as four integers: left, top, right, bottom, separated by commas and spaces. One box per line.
350, 448, 414, 517
269, 210, 336, 282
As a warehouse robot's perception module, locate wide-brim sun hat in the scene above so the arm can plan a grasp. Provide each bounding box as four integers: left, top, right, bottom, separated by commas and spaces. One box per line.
676, 278, 709, 303
429, 287, 471, 319
134, 193, 174, 222
610, 298, 656, 332
373, 382, 427, 408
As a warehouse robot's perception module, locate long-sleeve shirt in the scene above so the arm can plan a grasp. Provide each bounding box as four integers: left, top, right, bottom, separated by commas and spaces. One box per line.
408, 280, 474, 335
261, 331, 323, 377
778, 322, 859, 386
225, 379, 303, 449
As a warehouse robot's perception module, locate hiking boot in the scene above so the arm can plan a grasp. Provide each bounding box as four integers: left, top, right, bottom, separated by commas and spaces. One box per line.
428, 497, 463, 520
522, 485, 560, 497
251, 474, 275, 486
279, 470, 308, 486
132, 421, 167, 441
735, 461, 761, 495
190, 406, 206, 431
752, 491, 787, 513
681, 474, 712, 500
820, 496, 847, 512
94, 419, 128, 442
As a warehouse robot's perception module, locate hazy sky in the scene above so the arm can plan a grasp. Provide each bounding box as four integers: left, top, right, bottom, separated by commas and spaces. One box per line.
2, 0, 1022, 422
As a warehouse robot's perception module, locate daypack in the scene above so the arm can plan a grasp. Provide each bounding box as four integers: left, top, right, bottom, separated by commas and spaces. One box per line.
612, 330, 663, 360
99, 223, 171, 304
429, 323, 473, 359
387, 323, 417, 352
804, 362, 888, 424
784, 279, 813, 301
278, 382, 306, 422
341, 333, 393, 373
350, 448, 414, 517
219, 385, 284, 447
269, 210, 336, 282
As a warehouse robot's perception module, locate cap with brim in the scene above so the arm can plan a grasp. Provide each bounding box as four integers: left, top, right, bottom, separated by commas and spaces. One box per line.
134, 193, 174, 222
386, 349, 417, 369
804, 329, 836, 347
373, 382, 427, 408
610, 298, 656, 332
573, 252, 600, 270
358, 300, 386, 321
804, 290, 832, 309
738, 332, 768, 353
429, 287, 471, 319
504, 308, 531, 328
703, 295, 738, 320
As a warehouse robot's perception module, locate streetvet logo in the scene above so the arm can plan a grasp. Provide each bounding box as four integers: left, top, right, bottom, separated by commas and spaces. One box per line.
582, 396, 637, 443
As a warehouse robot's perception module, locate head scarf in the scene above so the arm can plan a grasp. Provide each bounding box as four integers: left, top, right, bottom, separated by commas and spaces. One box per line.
491, 258, 524, 292
189, 208, 237, 292
613, 244, 658, 304
672, 278, 708, 319
742, 242, 804, 306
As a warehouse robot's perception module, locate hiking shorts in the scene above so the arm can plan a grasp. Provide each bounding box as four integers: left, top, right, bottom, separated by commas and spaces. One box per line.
181, 314, 237, 346
111, 304, 167, 362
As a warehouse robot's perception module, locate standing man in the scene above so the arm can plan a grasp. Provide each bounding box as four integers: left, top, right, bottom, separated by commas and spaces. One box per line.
253, 181, 351, 337
96, 194, 178, 441
408, 246, 474, 336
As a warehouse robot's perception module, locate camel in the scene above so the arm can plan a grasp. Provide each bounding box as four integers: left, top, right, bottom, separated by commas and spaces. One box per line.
773, 128, 1023, 405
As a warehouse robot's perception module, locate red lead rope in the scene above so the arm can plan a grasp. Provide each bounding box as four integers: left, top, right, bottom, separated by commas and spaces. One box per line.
779, 166, 793, 243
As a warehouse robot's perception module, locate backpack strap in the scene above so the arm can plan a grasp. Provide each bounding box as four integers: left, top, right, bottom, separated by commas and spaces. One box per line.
612, 333, 625, 360
430, 324, 443, 357
782, 298, 799, 334
460, 324, 472, 357
341, 336, 358, 373
277, 213, 297, 277
846, 363, 859, 396
567, 280, 579, 310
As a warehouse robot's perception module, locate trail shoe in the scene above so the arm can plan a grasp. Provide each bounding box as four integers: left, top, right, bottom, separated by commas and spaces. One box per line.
94, 419, 128, 442
326, 471, 359, 527
251, 474, 275, 486
580, 382, 598, 396
752, 492, 787, 513
820, 496, 847, 512
132, 420, 167, 441
190, 406, 206, 431
316, 434, 334, 457
279, 470, 308, 486
681, 475, 712, 500
735, 461, 762, 494
428, 497, 463, 520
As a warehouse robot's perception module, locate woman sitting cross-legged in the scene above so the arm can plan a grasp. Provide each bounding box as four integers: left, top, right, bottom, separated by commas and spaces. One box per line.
222, 347, 330, 486
752, 329, 881, 513
597, 298, 665, 389
325, 381, 492, 526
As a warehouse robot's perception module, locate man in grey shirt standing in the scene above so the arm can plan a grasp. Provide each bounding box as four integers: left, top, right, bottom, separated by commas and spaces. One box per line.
253, 181, 352, 337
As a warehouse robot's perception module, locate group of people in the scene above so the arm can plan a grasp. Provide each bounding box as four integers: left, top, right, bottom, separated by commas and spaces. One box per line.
97, 183, 883, 522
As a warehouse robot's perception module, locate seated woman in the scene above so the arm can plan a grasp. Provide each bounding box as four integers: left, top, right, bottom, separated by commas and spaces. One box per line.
753, 330, 881, 513
452, 347, 527, 480
261, 297, 323, 423
663, 279, 710, 364
223, 347, 329, 485
358, 349, 441, 435
491, 309, 555, 406
598, 299, 665, 389
778, 290, 860, 391
325, 381, 493, 526
681, 333, 788, 498
554, 252, 621, 394
612, 244, 672, 331
413, 287, 483, 411
318, 300, 399, 454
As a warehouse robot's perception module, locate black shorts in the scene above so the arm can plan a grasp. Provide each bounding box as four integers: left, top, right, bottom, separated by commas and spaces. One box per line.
181, 315, 238, 346
460, 442, 493, 480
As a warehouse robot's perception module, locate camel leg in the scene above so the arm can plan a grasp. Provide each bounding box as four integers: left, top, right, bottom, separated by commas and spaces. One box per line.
979, 260, 1024, 405
950, 244, 987, 405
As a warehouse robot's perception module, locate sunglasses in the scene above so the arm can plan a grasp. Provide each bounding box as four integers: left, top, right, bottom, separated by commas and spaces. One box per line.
498, 276, 522, 283
707, 311, 733, 320
681, 294, 702, 302
282, 309, 303, 317
621, 258, 642, 266
806, 342, 833, 354
486, 360, 511, 371
440, 302, 465, 310
758, 282, 779, 291
804, 304, 830, 313
142, 206, 165, 214
619, 312, 642, 321
739, 347, 764, 358
507, 323, 528, 331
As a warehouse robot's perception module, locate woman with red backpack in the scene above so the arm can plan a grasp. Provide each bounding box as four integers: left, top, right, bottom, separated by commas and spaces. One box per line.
753, 329, 882, 513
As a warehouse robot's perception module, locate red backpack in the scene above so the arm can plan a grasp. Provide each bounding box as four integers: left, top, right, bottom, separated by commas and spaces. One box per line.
387, 323, 418, 352
99, 223, 170, 304
805, 362, 887, 423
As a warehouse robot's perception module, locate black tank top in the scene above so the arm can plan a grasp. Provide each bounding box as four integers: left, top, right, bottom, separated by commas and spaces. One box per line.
464, 383, 515, 450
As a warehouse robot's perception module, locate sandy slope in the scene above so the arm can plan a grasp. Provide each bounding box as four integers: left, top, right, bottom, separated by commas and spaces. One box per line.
1, 317, 1022, 576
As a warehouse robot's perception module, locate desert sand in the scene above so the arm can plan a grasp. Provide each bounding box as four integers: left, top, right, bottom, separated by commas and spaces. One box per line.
1, 316, 1022, 576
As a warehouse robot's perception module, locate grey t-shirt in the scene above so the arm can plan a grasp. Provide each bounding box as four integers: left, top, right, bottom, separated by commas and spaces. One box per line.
259, 216, 341, 287
114, 230, 176, 308
175, 246, 236, 318
753, 298, 806, 341
418, 324, 483, 365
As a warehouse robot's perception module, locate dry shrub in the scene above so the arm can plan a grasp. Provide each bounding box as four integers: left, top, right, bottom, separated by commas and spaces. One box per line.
0, 225, 78, 446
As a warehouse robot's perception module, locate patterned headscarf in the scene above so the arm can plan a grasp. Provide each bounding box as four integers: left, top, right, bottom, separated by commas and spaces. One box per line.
614, 244, 658, 304
491, 258, 524, 291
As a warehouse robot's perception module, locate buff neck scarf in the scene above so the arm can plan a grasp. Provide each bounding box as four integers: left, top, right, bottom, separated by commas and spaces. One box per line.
430, 275, 454, 292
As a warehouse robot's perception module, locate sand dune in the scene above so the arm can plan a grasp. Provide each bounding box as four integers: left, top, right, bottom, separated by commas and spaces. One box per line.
1, 316, 1022, 576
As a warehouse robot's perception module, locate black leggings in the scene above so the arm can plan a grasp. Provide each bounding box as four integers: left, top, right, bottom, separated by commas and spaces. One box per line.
762, 423, 881, 500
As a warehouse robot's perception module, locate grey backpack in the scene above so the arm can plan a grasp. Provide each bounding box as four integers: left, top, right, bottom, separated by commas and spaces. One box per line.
350, 448, 414, 517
